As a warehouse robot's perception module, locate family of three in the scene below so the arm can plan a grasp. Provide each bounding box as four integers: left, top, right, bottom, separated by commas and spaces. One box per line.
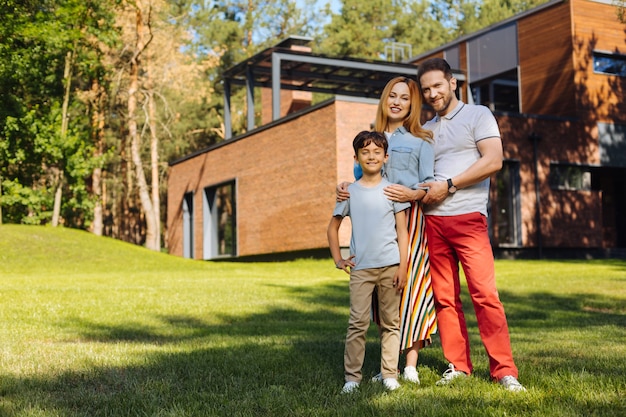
327, 58, 526, 394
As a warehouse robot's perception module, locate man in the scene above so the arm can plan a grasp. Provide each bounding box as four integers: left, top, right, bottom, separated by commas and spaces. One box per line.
397, 57, 525, 391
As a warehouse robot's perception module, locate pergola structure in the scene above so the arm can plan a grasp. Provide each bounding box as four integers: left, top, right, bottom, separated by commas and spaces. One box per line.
221, 36, 465, 139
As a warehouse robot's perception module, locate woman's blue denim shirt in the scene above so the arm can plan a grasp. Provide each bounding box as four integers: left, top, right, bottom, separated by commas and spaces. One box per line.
354, 126, 435, 189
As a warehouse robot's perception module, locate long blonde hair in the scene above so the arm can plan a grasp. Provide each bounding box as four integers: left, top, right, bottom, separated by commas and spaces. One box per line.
374, 77, 433, 142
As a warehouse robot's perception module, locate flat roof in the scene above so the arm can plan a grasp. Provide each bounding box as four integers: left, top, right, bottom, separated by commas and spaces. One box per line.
222, 41, 425, 99
220, 36, 465, 139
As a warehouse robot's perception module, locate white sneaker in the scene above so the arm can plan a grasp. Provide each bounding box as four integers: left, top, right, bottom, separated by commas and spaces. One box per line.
382, 377, 401, 391
341, 381, 360, 394
401, 366, 420, 384
371, 372, 382, 382
498, 375, 527, 392
436, 363, 467, 386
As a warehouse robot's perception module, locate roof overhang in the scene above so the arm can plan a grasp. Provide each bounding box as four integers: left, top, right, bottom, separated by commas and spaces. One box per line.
221, 37, 465, 139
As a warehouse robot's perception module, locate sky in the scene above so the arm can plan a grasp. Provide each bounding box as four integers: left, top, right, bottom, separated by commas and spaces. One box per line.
298, 0, 342, 15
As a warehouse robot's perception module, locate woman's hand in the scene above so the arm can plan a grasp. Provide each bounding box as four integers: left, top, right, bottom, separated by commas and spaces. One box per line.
383, 184, 419, 203
336, 182, 351, 202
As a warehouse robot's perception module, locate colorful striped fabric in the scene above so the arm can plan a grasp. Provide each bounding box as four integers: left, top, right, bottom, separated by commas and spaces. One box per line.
372, 201, 437, 351
399, 201, 437, 350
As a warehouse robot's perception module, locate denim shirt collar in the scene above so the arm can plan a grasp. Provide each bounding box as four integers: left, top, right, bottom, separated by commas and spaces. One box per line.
392, 125, 409, 135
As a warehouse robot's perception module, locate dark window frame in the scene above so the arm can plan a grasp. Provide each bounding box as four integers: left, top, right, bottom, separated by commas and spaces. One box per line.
593, 51, 626, 77
549, 162, 594, 191
203, 180, 237, 259
493, 160, 522, 247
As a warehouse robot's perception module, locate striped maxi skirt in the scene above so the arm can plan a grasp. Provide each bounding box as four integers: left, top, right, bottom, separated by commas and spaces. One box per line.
373, 201, 437, 351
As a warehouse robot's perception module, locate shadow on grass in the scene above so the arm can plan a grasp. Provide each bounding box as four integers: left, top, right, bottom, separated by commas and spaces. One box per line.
1, 279, 625, 416
454, 285, 626, 381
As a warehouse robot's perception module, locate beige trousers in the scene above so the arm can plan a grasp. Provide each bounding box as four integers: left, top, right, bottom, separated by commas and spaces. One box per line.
344, 265, 401, 382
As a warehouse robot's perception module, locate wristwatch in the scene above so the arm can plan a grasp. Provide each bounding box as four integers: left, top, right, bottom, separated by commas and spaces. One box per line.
447, 178, 457, 194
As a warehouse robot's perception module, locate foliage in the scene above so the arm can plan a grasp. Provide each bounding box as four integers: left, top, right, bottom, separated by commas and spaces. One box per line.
0, 225, 625, 416
317, 0, 404, 59
0, 0, 118, 228
0, 0, 553, 247
317, 0, 551, 58
615, 0, 626, 23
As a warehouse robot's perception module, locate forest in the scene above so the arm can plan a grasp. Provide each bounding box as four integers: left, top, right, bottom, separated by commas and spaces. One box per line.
1, 0, 564, 251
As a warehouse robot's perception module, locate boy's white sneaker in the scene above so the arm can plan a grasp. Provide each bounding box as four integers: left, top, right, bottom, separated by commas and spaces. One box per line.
341, 381, 359, 394
401, 366, 420, 384
382, 377, 401, 391
436, 363, 467, 386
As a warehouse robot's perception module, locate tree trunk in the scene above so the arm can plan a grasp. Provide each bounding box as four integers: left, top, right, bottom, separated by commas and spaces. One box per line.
52, 50, 74, 227
128, 0, 158, 251
90, 78, 105, 236
148, 89, 161, 250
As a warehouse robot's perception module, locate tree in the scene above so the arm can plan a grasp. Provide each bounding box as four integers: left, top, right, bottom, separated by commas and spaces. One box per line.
615, 0, 626, 23
0, 0, 119, 228
317, 0, 402, 59
0, 0, 558, 250
124, 0, 160, 251
394, 1, 451, 57
428, 0, 551, 37
316, 0, 464, 59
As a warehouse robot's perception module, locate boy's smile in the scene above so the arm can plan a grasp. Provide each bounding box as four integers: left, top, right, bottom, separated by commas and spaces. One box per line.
355, 141, 388, 176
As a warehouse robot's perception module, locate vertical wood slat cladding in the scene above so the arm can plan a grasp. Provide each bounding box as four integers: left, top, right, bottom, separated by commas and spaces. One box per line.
458, 44, 468, 102
518, 2, 576, 117
572, 0, 626, 122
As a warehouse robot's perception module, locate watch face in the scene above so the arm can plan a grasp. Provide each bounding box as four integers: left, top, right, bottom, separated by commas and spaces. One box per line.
449, 186, 457, 193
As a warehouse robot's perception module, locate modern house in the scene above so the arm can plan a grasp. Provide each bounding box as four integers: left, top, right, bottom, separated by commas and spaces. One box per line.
167, 0, 626, 260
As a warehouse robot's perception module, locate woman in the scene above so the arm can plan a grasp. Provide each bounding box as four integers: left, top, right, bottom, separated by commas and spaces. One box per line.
339, 76, 437, 384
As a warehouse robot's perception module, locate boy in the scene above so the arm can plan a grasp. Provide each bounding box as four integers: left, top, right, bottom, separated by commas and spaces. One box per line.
327, 130, 410, 394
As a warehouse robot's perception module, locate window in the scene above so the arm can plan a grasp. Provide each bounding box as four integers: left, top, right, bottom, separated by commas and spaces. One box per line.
470, 69, 520, 113
182, 192, 194, 259
467, 23, 520, 112
444, 46, 460, 71
549, 163, 592, 191
598, 122, 626, 168
494, 161, 522, 246
467, 23, 518, 81
203, 181, 237, 259
593, 52, 626, 76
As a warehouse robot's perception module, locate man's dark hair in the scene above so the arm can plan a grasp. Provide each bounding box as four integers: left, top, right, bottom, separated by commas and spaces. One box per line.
352, 130, 388, 155
416, 57, 453, 83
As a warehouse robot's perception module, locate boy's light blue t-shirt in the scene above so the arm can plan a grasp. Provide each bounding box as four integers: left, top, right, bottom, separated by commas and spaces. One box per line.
333, 179, 410, 271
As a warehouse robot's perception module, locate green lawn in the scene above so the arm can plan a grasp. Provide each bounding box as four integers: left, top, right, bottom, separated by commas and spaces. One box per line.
0, 225, 624, 416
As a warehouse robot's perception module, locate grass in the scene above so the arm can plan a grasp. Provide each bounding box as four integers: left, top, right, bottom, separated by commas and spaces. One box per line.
0, 224, 625, 416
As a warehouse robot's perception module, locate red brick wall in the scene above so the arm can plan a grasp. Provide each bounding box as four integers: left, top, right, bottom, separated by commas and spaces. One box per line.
167, 98, 378, 258
497, 114, 603, 248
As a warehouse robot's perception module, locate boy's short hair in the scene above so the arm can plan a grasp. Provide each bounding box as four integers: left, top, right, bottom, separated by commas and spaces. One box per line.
353, 130, 388, 154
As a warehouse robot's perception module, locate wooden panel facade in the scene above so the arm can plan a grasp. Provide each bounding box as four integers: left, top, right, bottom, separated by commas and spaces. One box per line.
572, 0, 626, 123
518, 1, 577, 116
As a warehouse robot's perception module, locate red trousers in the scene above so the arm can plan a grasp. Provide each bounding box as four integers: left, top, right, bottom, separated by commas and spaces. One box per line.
425, 212, 518, 380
